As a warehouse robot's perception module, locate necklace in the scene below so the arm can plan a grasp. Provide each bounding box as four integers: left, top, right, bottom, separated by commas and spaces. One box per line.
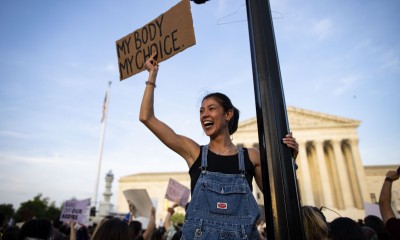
209, 142, 234, 155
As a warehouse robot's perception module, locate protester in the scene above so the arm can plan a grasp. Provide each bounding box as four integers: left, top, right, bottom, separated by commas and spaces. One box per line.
329, 217, 366, 240
128, 207, 156, 240
139, 52, 299, 239
364, 215, 391, 240
378, 167, 400, 240
163, 203, 179, 240
17, 218, 54, 240
91, 217, 132, 240
301, 205, 329, 240
69, 221, 89, 240
361, 226, 378, 240
1, 226, 19, 240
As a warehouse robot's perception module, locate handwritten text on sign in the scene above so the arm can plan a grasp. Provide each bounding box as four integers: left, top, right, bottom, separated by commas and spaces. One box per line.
116, 0, 196, 80
60, 198, 90, 224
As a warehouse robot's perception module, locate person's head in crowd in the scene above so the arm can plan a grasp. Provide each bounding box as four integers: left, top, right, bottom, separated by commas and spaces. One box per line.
17, 218, 53, 240
129, 220, 143, 238
301, 206, 329, 240
91, 217, 132, 240
52, 218, 63, 230
76, 225, 90, 240
361, 226, 378, 240
364, 215, 390, 240
312, 206, 328, 223
329, 217, 366, 240
2, 226, 20, 240
150, 227, 163, 240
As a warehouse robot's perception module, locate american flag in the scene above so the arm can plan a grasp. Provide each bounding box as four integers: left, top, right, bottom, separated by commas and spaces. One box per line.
101, 81, 111, 123
101, 93, 108, 123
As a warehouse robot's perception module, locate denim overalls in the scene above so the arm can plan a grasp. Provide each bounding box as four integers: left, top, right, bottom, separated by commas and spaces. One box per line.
181, 145, 260, 240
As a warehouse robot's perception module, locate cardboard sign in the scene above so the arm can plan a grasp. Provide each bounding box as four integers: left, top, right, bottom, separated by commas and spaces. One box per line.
165, 178, 190, 207
60, 198, 90, 224
116, 0, 196, 80
123, 189, 153, 218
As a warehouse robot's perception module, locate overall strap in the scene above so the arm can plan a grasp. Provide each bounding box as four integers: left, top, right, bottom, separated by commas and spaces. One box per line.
237, 146, 246, 175
200, 145, 209, 170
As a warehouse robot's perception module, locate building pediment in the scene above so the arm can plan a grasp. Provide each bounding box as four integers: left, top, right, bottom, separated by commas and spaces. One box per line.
237, 106, 360, 130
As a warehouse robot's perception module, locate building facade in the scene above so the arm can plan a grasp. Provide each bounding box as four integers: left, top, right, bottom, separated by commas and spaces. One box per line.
117, 106, 399, 222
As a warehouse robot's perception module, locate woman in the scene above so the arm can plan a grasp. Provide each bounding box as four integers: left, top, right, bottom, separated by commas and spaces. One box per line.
301, 206, 329, 240
140, 52, 299, 239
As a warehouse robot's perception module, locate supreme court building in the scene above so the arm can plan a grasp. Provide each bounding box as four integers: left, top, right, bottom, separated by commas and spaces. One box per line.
117, 106, 399, 222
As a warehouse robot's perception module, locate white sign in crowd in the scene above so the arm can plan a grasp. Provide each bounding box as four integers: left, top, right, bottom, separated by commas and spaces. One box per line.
60, 198, 90, 225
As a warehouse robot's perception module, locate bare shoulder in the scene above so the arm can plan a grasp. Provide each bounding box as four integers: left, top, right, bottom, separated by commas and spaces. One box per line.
246, 147, 261, 167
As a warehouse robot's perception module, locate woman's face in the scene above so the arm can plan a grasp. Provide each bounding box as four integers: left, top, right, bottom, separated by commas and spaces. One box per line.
200, 97, 231, 137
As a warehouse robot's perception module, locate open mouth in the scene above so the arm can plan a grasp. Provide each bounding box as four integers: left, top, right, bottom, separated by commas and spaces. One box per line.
203, 120, 214, 128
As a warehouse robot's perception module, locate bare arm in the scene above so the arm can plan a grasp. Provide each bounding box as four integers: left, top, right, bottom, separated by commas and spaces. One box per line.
69, 222, 76, 240
164, 203, 178, 230
143, 207, 156, 240
379, 170, 399, 224
250, 133, 300, 192
139, 52, 199, 166
248, 148, 263, 191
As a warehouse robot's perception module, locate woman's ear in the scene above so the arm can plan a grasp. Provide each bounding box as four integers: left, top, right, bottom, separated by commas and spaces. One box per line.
225, 109, 233, 121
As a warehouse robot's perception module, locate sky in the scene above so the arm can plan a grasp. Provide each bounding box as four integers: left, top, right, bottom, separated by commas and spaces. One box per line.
0, 0, 399, 211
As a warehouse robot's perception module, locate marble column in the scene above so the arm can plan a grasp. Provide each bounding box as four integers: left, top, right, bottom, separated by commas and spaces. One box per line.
348, 139, 369, 208
314, 141, 334, 207
297, 141, 315, 206
332, 139, 354, 208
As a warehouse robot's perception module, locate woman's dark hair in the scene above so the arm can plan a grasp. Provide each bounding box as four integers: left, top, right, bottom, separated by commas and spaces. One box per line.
329, 217, 365, 240
17, 218, 52, 240
363, 215, 386, 234
76, 226, 90, 240
129, 220, 143, 238
92, 218, 132, 240
202, 92, 240, 135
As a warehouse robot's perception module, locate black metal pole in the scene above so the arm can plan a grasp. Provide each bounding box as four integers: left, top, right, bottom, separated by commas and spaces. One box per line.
245, 0, 304, 239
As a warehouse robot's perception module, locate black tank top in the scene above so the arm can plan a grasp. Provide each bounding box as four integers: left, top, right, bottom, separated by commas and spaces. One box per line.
188, 146, 255, 194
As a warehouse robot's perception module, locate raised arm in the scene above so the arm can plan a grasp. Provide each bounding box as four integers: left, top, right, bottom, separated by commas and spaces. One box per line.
69, 222, 76, 240
164, 203, 179, 230
139, 52, 199, 165
379, 170, 399, 224
142, 207, 156, 240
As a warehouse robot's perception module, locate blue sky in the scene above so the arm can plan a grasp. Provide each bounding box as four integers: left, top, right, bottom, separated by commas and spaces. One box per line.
0, 0, 399, 210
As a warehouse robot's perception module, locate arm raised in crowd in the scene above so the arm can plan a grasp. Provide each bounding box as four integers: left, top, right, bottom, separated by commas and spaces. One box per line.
379, 169, 399, 224
143, 207, 156, 240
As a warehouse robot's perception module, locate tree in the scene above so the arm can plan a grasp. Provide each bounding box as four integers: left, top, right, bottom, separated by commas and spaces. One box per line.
171, 213, 185, 225
14, 194, 61, 222
0, 203, 15, 226
0, 204, 15, 219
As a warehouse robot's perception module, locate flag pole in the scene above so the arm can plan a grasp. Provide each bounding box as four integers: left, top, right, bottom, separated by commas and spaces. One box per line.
92, 81, 112, 214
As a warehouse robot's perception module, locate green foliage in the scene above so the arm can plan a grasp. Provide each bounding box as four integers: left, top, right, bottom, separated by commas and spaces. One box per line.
14, 194, 61, 222
170, 213, 185, 225
0, 203, 15, 220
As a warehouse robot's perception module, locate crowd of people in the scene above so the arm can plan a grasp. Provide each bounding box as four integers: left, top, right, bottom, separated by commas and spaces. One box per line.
1, 174, 399, 240
1, 53, 399, 239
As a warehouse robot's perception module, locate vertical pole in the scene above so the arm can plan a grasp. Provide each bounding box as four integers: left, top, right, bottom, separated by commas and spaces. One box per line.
245, 0, 304, 239
92, 81, 112, 213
